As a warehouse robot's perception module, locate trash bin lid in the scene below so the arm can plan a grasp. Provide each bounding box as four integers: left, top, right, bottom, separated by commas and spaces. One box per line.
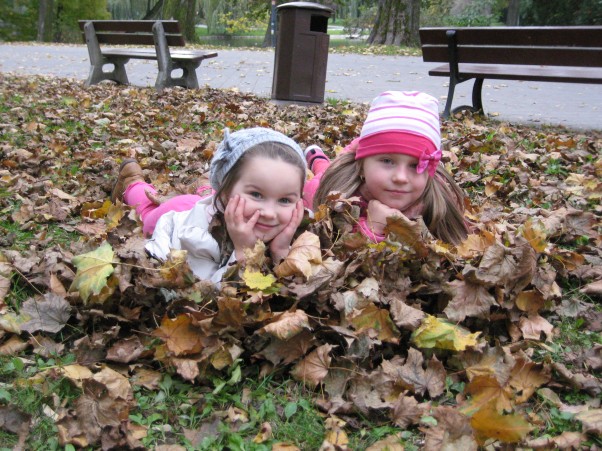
277, 2, 334, 14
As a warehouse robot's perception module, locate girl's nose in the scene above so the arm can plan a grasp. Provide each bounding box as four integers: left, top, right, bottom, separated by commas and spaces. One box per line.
259, 203, 276, 219
391, 165, 409, 182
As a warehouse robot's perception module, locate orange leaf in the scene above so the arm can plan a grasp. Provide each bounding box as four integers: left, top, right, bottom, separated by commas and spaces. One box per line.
152, 315, 204, 356
470, 403, 533, 444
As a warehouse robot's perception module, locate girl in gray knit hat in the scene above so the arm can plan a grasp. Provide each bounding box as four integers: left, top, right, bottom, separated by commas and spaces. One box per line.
111, 127, 307, 285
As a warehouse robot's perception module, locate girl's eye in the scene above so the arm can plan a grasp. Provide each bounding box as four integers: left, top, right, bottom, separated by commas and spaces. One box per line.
381, 158, 394, 165
279, 198, 293, 204
250, 191, 262, 199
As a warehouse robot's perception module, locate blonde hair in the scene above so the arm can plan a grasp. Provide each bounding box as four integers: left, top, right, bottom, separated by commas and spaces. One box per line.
313, 152, 468, 245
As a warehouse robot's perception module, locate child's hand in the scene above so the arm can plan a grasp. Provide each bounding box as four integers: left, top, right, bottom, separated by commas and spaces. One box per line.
366, 199, 402, 235
225, 195, 261, 260
269, 200, 304, 264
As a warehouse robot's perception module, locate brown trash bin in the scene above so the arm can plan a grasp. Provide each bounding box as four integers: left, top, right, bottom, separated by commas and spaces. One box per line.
271, 2, 334, 103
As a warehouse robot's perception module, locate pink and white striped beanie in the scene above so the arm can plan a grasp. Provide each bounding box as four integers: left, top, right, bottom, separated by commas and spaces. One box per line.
355, 91, 442, 176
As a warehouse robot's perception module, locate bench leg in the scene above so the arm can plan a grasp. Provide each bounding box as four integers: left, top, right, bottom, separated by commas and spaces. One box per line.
443, 77, 457, 118
471, 78, 484, 113
156, 61, 201, 91
85, 58, 129, 86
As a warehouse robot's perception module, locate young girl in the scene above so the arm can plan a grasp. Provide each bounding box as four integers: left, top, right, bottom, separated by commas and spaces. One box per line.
303, 91, 469, 245
111, 127, 306, 285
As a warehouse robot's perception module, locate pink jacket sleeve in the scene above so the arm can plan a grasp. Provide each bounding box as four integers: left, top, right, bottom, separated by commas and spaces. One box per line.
355, 217, 385, 243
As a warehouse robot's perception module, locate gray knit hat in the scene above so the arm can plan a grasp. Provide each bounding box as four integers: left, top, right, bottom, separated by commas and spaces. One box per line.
210, 127, 305, 191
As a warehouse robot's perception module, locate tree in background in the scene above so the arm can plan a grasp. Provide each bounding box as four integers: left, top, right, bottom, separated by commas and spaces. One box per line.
1, 0, 39, 41
520, 0, 602, 25
367, 0, 420, 46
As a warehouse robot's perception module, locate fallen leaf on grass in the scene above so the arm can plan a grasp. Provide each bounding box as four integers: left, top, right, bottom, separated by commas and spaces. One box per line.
69, 242, 115, 304
412, 315, 481, 351
470, 402, 533, 444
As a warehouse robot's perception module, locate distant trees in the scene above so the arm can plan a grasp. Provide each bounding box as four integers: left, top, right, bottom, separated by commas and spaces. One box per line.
0, 0, 109, 42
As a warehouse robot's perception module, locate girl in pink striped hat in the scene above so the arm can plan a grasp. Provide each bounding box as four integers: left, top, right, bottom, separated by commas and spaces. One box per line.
303, 91, 469, 245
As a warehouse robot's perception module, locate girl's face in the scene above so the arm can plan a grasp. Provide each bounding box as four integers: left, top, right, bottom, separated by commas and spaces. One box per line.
360, 153, 429, 212
228, 156, 303, 243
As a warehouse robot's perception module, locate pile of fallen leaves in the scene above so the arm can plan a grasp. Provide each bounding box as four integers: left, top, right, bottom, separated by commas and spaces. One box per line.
0, 73, 601, 449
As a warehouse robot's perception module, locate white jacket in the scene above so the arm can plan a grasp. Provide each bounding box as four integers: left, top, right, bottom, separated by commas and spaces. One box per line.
145, 195, 236, 285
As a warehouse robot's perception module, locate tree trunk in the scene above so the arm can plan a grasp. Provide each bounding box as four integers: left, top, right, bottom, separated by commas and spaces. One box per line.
37, 0, 54, 42
183, 0, 197, 42
143, 0, 165, 19
367, 0, 420, 47
506, 0, 520, 25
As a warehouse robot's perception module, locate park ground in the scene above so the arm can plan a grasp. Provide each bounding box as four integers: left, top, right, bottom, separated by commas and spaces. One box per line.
0, 73, 601, 450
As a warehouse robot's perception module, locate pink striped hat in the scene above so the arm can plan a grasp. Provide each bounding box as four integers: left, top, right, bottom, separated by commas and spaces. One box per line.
355, 91, 442, 176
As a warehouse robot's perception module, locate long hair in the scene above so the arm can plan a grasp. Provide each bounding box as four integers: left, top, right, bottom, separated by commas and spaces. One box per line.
213, 142, 306, 212
314, 153, 468, 245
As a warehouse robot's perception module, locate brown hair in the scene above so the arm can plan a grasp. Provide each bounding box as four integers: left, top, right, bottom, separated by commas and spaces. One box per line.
213, 142, 306, 212
313, 152, 468, 244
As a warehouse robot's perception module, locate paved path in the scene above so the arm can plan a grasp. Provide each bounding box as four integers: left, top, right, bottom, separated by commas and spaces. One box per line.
1, 43, 601, 131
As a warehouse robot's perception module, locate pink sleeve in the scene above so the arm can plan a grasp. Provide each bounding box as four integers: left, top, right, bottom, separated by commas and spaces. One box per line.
355, 217, 385, 243
342, 138, 361, 154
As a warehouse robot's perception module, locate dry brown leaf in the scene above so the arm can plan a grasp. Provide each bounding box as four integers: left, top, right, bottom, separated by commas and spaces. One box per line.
274, 231, 322, 279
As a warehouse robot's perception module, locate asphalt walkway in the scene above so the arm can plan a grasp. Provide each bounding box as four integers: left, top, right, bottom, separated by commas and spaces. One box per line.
1, 43, 601, 131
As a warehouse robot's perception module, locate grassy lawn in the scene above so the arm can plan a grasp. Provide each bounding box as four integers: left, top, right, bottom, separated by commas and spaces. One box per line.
0, 73, 600, 450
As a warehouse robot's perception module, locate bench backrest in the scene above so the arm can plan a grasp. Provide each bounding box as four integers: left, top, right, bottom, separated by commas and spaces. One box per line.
78, 20, 186, 47
419, 26, 602, 68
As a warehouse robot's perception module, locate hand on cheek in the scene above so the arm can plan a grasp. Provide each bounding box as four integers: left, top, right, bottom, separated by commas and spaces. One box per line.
225, 195, 260, 260
269, 200, 304, 264
367, 199, 402, 235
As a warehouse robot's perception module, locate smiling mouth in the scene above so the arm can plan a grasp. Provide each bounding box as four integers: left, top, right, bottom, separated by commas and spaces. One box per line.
386, 190, 410, 195
255, 223, 277, 231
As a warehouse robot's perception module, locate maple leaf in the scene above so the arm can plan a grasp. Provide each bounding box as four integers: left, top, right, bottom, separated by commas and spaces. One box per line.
444, 278, 497, 322
575, 409, 602, 436
20, 293, 72, 334
411, 315, 481, 351
69, 242, 115, 304
242, 268, 276, 290
349, 303, 400, 343
460, 375, 514, 416
274, 231, 322, 279
518, 314, 554, 341
259, 309, 310, 341
519, 218, 548, 252
470, 402, 533, 444
384, 214, 430, 258
508, 358, 551, 403
456, 230, 497, 258
152, 314, 205, 356
291, 344, 333, 388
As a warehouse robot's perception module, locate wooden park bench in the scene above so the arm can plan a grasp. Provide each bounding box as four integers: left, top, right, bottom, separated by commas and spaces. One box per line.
78, 20, 218, 92
419, 26, 602, 118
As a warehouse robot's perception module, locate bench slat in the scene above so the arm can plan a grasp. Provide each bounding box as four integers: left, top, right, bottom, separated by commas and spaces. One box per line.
428, 63, 602, 84
78, 20, 181, 34
103, 48, 218, 62
422, 45, 602, 68
95, 33, 186, 47
420, 26, 602, 48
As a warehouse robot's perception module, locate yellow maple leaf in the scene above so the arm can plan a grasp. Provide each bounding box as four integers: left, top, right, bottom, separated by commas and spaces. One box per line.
69, 242, 115, 304
520, 218, 548, 253
411, 315, 480, 351
243, 268, 276, 290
